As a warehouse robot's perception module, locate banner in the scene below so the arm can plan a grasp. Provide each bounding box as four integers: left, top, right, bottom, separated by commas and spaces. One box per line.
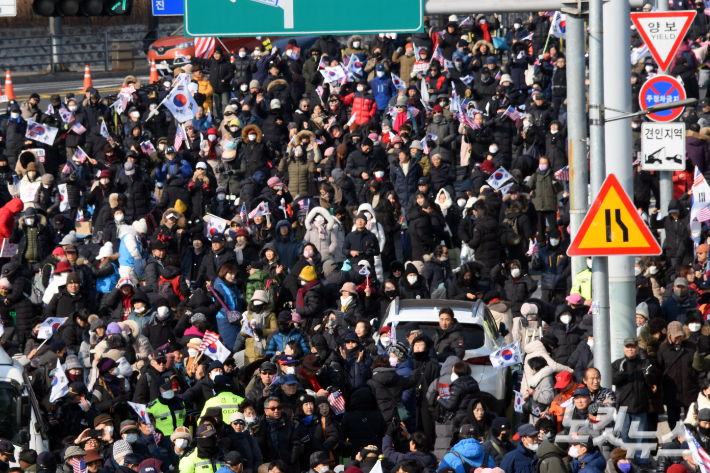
20, 182, 41, 203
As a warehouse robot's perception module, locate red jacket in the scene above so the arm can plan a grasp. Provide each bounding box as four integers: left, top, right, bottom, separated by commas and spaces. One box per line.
0, 198, 23, 240
426, 74, 447, 91
673, 169, 692, 199
341, 91, 378, 126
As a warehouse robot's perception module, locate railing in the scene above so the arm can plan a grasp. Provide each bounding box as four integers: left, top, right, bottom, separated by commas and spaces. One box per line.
0, 25, 175, 74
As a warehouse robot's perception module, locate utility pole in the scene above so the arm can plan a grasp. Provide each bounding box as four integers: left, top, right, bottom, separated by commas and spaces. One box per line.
657, 0, 673, 246
588, 0, 612, 388
604, 0, 636, 364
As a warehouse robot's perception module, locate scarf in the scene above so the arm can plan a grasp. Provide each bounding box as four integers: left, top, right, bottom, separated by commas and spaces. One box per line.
300, 414, 314, 426
296, 280, 318, 308
266, 418, 280, 452
314, 219, 327, 240
480, 21, 492, 42
195, 437, 219, 459
393, 111, 408, 132
340, 295, 354, 312
121, 292, 132, 320
366, 217, 373, 230
207, 140, 218, 160
299, 366, 322, 392
234, 239, 247, 264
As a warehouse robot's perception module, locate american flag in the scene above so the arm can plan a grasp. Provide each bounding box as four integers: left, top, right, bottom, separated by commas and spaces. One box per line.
328, 391, 346, 415
174, 125, 185, 151
554, 166, 569, 180
698, 205, 710, 223
457, 112, 479, 130
318, 55, 327, 70
71, 122, 86, 135
195, 37, 216, 59
686, 427, 710, 473
73, 147, 89, 164
141, 141, 156, 155
526, 239, 539, 256
240, 203, 248, 225
72, 458, 86, 473
495, 70, 502, 81
198, 330, 221, 352
61, 162, 72, 174
422, 137, 430, 155
460, 16, 474, 26
695, 167, 706, 188
431, 46, 445, 66
503, 106, 521, 121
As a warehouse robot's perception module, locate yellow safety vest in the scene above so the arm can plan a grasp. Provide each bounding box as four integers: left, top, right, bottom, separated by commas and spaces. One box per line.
199, 391, 245, 422
179, 449, 223, 473
146, 398, 186, 436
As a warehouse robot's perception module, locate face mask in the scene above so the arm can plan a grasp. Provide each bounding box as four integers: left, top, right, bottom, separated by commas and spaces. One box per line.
163, 81, 172, 88
450, 373, 459, 382
285, 366, 295, 374
489, 146, 498, 153
118, 459, 125, 466
210, 371, 221, 381
407, 275, 418, 285
245, 416, 257, 425
215, 193, 226, 202
523, 120, 531, 128
357, 86, 364, 92
242, 111, 251, 118
162, 389, 175, 399
10, 113, 19, 120
479, 19, 487, 24
551, 128, 561, 134
149, 104, 157, 111
188, 348, 198, 358
239, 51, 247, 58
645, 65, 654, 72
649, 266, 658, 275
279, 323, 291, 332
385, 289, 397, 297
43, 184, 49, 189
106, 426, 114, 437
539, 164, 548, 172
511, 268, 521, 278
175, 439, 189, 450
550, 238, 560, 246
314, 215, 325, 223
690, 323, 702, 332
380, 336, 391, 347
587, 259, 592, 269
353, 41, 361, 48
618, 464, 632, 473
389, 357, 398, 367
376, 71, 385, 78
68, 105, 78, 112
675, 288, 688, 298
560, 315, 572, 324
568, 446, 579, 458
527, 443, 539, 452
588, 339, 594, 348
25, 218, 35, 226
115, 214, 124, 222
457, 199, 466, 207
208, 134, 217, 142
514, 23, 521, 28
634, 267, 642, 276
157, 306, 169, 316
248, 134, 256, 141
124, 433, 138, 444
131, 113, 140, 120
28, 171, 37, 179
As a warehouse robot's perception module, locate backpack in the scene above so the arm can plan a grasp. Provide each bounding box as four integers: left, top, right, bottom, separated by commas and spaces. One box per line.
448, 450, 490, 473
158, 275, 181, 300
502, 215, 522, 246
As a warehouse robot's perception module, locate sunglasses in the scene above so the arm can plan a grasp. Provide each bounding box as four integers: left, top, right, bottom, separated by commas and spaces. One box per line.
185, 126, 194, 130
266, 406, 281, 411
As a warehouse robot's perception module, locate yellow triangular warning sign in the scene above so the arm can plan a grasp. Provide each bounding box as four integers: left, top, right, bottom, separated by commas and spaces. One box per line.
567, 174, 661, 256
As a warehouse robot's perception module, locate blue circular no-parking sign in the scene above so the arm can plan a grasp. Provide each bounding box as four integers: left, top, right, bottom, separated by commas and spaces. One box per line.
639, 75, 687, 122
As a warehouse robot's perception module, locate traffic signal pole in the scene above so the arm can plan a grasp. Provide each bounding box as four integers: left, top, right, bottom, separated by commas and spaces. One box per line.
657, 0, 673, 250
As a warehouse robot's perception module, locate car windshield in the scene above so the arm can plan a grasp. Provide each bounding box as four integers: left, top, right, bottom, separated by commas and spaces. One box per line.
0, 385, 20, 443
394, 322, 486, 350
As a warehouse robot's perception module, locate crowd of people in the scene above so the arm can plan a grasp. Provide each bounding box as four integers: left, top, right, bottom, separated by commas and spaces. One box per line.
3, 8, 710, 473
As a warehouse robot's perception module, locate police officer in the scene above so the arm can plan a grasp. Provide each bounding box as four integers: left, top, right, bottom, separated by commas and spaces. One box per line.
147, 372, 186, 436
55, 382, 100, 439
179, 423, 225, 473
0, 440, 15, 473
200, 375, 244, 422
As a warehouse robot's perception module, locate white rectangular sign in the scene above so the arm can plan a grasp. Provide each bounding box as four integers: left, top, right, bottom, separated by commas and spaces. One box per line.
0, 0, 16, 16
640, 122, 686, 171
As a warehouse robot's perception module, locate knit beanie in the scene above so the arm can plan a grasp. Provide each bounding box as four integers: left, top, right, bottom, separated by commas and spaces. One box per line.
112, 440, 132, 459
389, 342, 408, 362
299, 265, 317, 282
42, 174, 54, 185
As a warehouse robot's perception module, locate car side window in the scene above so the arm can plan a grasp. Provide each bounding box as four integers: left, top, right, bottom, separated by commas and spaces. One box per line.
481, 305, 500, 341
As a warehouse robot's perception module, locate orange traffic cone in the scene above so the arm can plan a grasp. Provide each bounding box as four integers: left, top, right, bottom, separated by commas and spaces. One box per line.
4, 70, 14, 100
150, 60, 159, 84
82, 65, 93, 92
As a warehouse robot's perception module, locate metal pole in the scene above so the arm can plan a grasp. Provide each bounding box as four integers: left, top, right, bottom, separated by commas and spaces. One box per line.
604, 0, 637, 365
589, 0, 612, 388
566, 13, 589, 281
657, 0, 672, 244
104, 32, 110, 72
49, 17, 62, 73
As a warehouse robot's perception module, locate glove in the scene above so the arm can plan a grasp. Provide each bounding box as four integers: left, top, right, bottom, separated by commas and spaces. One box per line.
365, 247, 375, 256
188, 181, 196, 190
202, 183, 210, 191
386, 422, 400, 437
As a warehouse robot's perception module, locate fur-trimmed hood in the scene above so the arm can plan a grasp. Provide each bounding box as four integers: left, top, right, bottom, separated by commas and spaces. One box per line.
305, 206, 335, 232
347, 35, 365, 49
122, 75, 141, 88
109, 193, 119, 208
436, 188, 453, 212
528, 365, 554, 388
355, 203, 378, 224
687, 130, 710, 142
159, 208, 186, 228
19, 214, 47, 229
295, 130, 317, 152
242, 125, 263, 143
473, 40, 494, 54
267, 79, 289, 92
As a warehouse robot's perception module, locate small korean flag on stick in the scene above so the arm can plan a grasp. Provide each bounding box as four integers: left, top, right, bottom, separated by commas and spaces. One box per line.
514, 391, 524, 413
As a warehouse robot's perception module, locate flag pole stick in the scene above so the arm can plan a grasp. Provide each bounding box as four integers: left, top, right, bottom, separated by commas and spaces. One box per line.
37, 337, 50, 350
542, 33, 552, 56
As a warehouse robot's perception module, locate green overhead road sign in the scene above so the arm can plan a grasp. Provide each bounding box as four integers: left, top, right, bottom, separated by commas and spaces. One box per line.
184, 0, 424, 36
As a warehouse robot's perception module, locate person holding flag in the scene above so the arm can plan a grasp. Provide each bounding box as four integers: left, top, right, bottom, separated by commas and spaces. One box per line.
63, 98, 89, 161
54, 382, 100, 439
368, 65, 396, 121
392, 43, 417, 86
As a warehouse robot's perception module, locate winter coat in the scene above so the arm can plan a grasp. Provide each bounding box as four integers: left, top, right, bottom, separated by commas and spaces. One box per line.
116, 169, 154, 223
340, 89, 378, 125
662, 292, 698, 324
433, 321, 466, 361
532, 243, 570, 291
502, 272, 537, 317
192, 55, 235, 94
252, 416, 301, 470
546, 310, 586, 367
44, 287, 90, 319
659, 339, 699, 407
341, 386, 387, 455
278, 154, 316, 197
470, 215, 504, 271
500, 441, 536, 473
521, 340, 574, 394
367, 367, 414, 423
214, 277, 242, 349
265, 327, 309, 355
5, 265, 40, 343
440, 439, 496, 473
391, 160, 423, 206
528, 167, 559, 212
11, 214, 54, 264
612, 353, 655, 414
294, 414, 340, 470
0, 198, 23, 240
2, 117, 27, 163
304, 207, 342, 262
408, 206, 439, 262
436, 374, 481, 421
241, 125, 271, 177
